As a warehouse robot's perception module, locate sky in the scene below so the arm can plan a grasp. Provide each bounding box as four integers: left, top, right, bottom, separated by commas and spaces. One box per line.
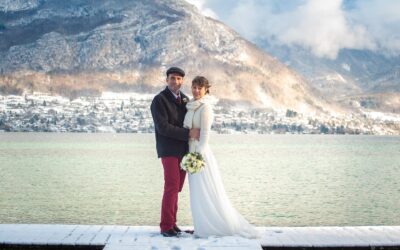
185, 0, 400, 59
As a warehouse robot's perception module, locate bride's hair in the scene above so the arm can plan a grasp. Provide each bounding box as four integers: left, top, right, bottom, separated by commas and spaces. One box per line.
192, 76, 211, 94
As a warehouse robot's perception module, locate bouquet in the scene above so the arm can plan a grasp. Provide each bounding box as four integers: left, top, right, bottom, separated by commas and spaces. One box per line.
180, 152, 206, 174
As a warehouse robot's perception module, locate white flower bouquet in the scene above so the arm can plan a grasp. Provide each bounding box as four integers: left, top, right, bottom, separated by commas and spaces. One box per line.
180, 152, 206, 174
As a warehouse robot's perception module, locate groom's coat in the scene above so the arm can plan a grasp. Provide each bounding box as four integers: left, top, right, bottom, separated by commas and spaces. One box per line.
150, 87, 190, 158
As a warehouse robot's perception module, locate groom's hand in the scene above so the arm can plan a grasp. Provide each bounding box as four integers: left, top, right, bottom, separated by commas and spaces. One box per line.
189, 128, 200, 140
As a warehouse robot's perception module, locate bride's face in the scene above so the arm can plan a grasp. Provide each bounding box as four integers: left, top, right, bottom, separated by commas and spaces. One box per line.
192, 84, 207, 100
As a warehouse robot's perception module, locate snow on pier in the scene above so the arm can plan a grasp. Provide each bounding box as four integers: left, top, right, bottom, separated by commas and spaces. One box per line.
1, 224, 400, 249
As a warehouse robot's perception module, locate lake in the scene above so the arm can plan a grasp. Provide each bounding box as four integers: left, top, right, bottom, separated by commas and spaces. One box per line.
0, 133, 399, 226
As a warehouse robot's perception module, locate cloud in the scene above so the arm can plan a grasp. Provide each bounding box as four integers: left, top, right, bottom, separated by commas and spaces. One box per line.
273, 0, 375, 59
185, 0, 218, 19
185, 0, 400, 59
349, 0, 400, 56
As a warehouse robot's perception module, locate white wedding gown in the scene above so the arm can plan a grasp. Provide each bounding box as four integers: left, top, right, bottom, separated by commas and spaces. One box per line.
184, 95, 260, 239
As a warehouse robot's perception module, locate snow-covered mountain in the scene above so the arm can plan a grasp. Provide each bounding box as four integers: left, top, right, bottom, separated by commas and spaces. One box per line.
259, 40, 400, 113
0, 0, 340, 114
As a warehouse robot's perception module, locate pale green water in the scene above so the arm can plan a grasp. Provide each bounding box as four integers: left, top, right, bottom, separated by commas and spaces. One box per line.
0, 133, 399, 226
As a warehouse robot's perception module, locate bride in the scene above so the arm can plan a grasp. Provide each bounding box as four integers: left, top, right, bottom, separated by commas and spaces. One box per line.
183, 76, 260, 239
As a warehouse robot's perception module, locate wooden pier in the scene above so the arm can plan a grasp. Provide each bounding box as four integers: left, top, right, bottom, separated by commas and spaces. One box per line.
0, 224, 400, 249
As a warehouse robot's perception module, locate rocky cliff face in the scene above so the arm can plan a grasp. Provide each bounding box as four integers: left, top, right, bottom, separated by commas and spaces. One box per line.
0, 0, 338, 114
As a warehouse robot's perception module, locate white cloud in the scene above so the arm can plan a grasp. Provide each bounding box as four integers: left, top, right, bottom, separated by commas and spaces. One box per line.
227, 0, 375, 59
186, 0, 400, 59
349, 0, 400, 56
275, 0, 375, 59
185, 0, 218, 19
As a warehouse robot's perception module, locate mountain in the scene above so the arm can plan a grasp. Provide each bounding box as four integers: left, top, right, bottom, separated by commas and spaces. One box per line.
259, 40, 400, 113
0, 0, 339, 115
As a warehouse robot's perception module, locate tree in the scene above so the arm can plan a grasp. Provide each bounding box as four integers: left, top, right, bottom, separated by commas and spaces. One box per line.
30, 114, 39, 124
336, 125, 345, 134
77, 117, 87, 126
320, 124, 330, 134
286, 109, 297, 117
297, 125, 304, 133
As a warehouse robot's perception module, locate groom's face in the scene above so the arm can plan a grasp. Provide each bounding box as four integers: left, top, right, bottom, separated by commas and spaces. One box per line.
166, 73, 184, 94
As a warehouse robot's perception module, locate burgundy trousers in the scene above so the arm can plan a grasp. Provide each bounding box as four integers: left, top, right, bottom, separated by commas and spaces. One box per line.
160, 156, 186, 232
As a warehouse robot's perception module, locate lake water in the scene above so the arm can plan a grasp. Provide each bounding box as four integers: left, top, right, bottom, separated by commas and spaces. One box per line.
0, 133, 399, 227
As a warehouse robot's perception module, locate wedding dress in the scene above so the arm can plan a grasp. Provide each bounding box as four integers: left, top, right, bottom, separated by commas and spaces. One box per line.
183, 95, 260, 239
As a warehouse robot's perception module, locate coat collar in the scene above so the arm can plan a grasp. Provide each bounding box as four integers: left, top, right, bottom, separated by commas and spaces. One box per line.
162, 86, 188, 105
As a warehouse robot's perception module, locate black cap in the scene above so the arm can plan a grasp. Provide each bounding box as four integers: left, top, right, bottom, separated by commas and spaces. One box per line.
166, 67, 185, 77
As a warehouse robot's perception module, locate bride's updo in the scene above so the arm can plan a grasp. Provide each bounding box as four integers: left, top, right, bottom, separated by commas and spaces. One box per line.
192, 76, 211, 94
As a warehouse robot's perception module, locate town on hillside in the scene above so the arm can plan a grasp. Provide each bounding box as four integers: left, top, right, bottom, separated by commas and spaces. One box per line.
0, 92, 399, 135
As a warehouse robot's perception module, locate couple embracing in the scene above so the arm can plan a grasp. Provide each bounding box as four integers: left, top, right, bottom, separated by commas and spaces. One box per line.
150, 67, 259, 238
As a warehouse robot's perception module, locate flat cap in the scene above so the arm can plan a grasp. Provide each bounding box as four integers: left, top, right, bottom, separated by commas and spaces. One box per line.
166, 67, 185, 77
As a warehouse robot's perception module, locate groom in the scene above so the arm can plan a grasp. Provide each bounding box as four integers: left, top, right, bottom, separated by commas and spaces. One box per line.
150, 67, 200, 237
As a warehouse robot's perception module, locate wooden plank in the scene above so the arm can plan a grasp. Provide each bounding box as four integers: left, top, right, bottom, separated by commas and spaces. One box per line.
260, 227, 288, 247
103, 245, 153, 250
296, 227, 335, 246
366, 226, 400, 245
281, 227, 313, 247
260, 226, 400, 247
261, 227, 300, 247
107, 226, 130, 244
320, 226, 364, 247
27, 225, 55, 244
311, 227, 356, 247
60, 224, 90, 245
89, 225, 116, 245
41, 224, 76, 244
382, 226, 400, 242
16, 224, 58, 245
75, 225, 104, 245
326, 227, 368, 247
318, 226, 367, 247
345, 226, 396, 246
0, 224, 30, 244
15, 224, 34, 243
118, 226, 145, 245
0, 225, 17, 243
88, 225, 108, 245
300, 227, 345, 247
